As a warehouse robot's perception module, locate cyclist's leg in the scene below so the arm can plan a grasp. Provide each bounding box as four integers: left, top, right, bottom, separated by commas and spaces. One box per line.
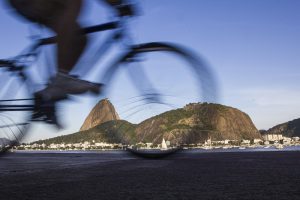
8, 0, 86, 73
9, 0, 101, 101
7, 0, 65, 23
46, 0, 86, 74
42, 2, 101, 101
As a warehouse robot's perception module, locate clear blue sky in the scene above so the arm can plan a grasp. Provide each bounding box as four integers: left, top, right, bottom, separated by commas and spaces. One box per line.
0, 0, 300, 142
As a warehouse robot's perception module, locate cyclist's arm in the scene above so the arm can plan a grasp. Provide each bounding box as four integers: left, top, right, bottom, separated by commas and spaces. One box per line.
99, 0, 135, 17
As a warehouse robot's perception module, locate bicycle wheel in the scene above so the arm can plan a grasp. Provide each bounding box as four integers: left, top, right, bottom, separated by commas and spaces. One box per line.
101, 42, 219, 157
0, 65, 33, 154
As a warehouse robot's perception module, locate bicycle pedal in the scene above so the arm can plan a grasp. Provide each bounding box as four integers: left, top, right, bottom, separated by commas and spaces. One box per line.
89, 83, 104, 95
45, 119, 63, 130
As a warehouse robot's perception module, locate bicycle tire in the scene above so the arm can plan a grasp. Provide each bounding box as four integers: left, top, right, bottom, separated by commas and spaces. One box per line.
0, 68, 32, 154
101, 42, 219, 156
103, 42, 218, 100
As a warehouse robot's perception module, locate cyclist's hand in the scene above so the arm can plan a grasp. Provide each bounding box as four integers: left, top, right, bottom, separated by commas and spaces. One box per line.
116, 4, 135, 17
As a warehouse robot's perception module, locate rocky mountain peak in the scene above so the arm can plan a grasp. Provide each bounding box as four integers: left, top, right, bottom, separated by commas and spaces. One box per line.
135, 102, 261, 144
80, 98, 120, 131
37, 102, 262, 145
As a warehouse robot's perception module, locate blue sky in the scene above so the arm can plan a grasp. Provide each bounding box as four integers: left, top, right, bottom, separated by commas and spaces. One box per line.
0, 0, 300, 142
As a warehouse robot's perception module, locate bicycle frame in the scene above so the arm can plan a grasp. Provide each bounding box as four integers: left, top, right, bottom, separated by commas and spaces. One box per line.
0, 17, 177, 121
0, 19, 135, 112
1, 15, 220, 155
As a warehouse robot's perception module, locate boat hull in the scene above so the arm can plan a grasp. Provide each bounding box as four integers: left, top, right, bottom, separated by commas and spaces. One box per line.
126, 147, 182, 159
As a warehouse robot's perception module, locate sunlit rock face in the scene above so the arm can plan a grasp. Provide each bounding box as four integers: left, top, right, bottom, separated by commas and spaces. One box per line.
134, 103, 261, 144
80, 98, 120, 131
39, 102, 261, 145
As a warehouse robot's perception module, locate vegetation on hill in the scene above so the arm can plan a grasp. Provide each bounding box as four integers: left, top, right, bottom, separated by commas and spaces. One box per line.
35, 120, 136, 145
266, 118, 300, 137
35, 102, 261, 145
134, 102, 260, 144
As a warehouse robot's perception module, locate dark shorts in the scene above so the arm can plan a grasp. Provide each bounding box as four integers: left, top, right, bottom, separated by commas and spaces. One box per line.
8, 0, 70, 24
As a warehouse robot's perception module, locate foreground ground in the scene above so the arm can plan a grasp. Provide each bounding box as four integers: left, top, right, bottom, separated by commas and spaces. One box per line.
1, 151, 300, 200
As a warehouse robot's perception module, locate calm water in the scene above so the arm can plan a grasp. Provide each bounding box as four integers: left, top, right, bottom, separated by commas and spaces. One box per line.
1, 146, 300, 175
0, 150, 133, 175
1, 147, 300, 200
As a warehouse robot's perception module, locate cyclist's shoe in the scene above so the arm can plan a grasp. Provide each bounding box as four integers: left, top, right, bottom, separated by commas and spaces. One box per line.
35, 72, 102, 101
31, 98, 63, 129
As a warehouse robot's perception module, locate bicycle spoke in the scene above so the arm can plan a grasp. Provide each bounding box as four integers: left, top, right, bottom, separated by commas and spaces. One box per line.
0, 123, 29, 129
0, 76, 14, 99
0, 108, 34, 111
0, 98, 35, 102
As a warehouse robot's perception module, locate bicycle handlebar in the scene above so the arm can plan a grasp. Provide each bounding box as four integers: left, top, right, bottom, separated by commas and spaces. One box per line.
0, 60, 13, 66
0, 59, 24, 73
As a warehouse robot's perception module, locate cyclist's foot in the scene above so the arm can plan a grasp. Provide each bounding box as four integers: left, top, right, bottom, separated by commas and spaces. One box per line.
31, 99, 63, 129
35, 72, 102, 101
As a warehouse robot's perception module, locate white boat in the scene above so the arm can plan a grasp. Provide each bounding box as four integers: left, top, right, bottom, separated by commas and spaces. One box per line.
161, 138, 168, 150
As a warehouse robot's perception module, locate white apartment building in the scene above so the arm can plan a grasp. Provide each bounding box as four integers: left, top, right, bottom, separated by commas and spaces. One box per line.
49, 143, 58, 149
73, 143, 82, 148
262, 134, 283, 141
253, 139, 263, 144
282, 137, 291, 144
241, 139, 251, 145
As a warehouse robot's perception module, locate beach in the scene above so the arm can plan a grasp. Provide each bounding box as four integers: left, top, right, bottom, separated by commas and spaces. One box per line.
1, 150, 300, 200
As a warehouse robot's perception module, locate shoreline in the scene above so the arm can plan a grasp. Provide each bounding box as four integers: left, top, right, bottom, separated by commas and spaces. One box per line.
8, 145, 300, 153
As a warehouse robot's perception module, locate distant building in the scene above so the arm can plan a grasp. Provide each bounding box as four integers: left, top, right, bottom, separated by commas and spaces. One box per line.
166, 141, 171, 146
282, 137, 291, 145
264, 140, 270, 145
83, 141, 90, 149
49, 143, 58, 149
292, 137, 299, 141
253, 139, 263, 144
212, 141, 224, 145
205, 138, 212, 145
31, 143, 39, 148
241, 140, 251, 145
262, 134, 283, 141
73, 143, 82, 148
66, 144, 73, 148
146, 143, 153, 149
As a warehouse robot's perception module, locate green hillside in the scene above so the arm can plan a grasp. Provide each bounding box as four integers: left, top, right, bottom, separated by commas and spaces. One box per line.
35, 103, 261, 145
35, 120, 136, 145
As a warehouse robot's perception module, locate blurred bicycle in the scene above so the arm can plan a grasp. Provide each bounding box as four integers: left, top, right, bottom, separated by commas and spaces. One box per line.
0, 2, 218, 155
